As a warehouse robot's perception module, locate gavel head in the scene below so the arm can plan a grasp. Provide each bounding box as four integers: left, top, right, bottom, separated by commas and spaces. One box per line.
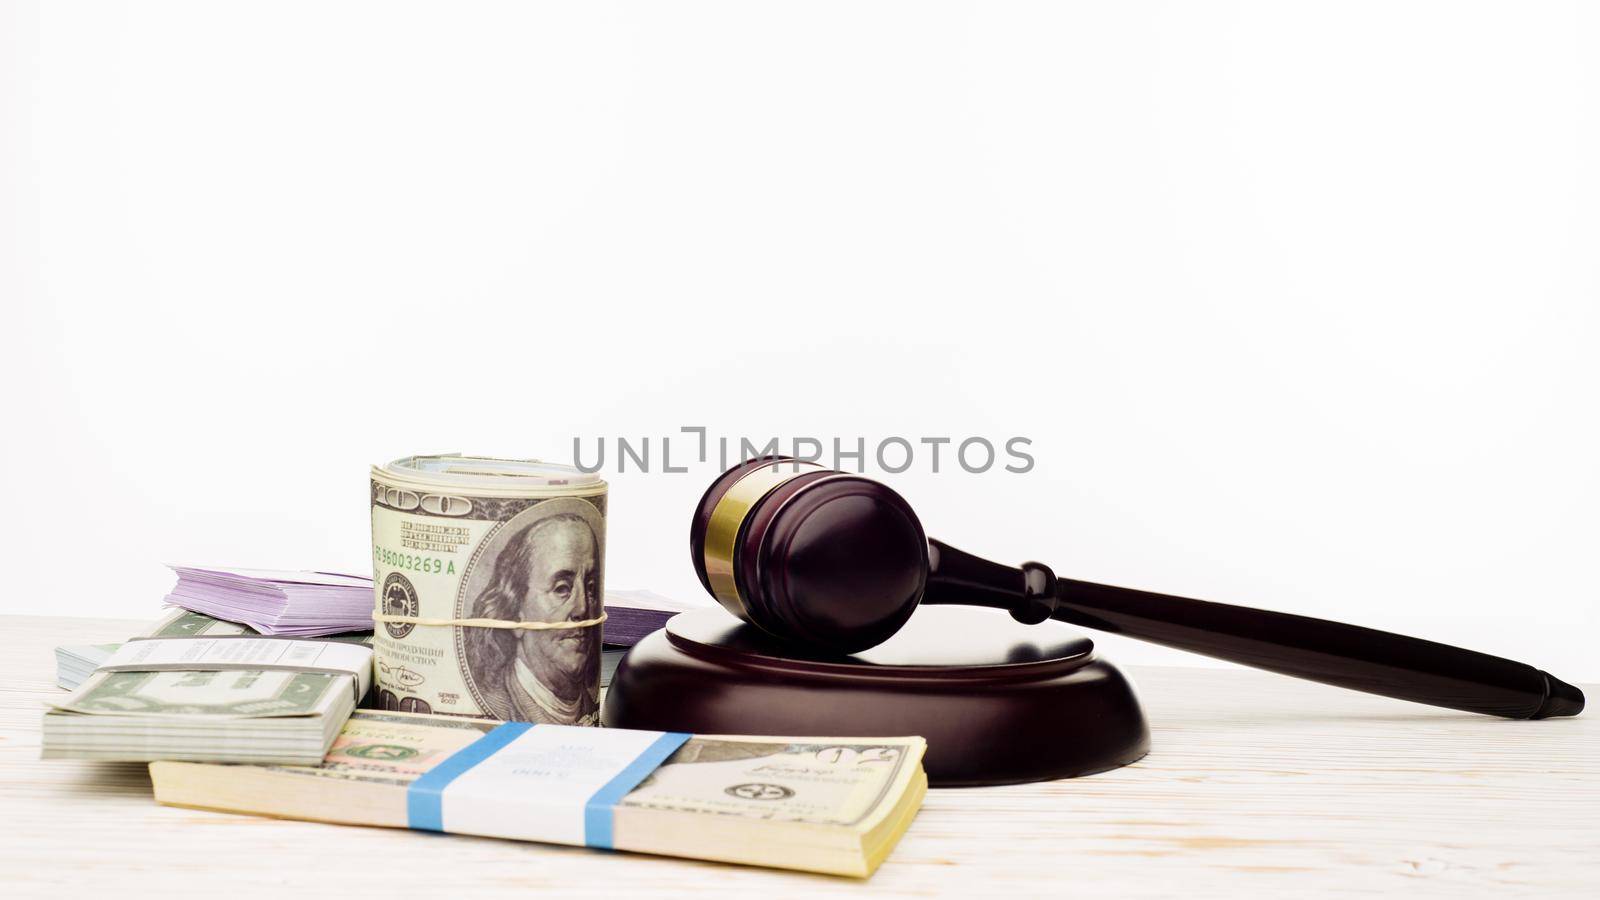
690, 456, 929, 653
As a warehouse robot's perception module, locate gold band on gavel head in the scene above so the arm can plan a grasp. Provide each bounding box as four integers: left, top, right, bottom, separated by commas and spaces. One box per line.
702, 460, 828, 616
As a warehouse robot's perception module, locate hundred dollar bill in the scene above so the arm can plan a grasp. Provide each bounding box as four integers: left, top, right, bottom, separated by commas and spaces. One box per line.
370, 455, 608, 724
150, 711, 928, 877
42, 610, 371, 765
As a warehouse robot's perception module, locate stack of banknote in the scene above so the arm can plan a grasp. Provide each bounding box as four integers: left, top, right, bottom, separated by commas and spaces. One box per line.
56, 640, 628, 692
600, 589, 703, 646
42, 600, 929, 876
53, 642, 117, 690
150, 711, 928, 877
166, 566, 374, 636
42, 610, 371, 765
163, 566, 700, 646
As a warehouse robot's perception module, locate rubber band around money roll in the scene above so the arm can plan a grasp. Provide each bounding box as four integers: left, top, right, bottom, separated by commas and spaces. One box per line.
370, 609, 607, 631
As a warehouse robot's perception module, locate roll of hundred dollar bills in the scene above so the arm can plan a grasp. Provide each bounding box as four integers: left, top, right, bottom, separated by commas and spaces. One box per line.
370, 455, 607, 724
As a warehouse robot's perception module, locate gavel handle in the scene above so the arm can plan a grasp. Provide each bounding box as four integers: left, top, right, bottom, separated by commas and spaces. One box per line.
925, 539, 1584, 719
1050, 577, 1582, 719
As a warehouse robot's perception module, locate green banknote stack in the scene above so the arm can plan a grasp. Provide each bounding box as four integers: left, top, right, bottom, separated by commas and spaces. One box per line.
42, 610, 372, 765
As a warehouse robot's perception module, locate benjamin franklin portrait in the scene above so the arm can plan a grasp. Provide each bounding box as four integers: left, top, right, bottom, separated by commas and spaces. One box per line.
459, 497, 604, 724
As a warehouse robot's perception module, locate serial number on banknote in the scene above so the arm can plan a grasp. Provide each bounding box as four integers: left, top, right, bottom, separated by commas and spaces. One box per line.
373, 546, 456, 575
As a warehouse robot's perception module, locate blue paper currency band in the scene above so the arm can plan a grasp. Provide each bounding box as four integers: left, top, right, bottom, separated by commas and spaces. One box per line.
403, 723, 692, 847
406, 721, 531, 832
583, 731, 692, 849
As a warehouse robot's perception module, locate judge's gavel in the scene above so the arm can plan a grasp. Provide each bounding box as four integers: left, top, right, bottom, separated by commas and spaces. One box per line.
690, 457, 1584, 720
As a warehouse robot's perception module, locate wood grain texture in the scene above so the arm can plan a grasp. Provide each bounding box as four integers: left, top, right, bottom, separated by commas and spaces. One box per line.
2, 614, 1595, 898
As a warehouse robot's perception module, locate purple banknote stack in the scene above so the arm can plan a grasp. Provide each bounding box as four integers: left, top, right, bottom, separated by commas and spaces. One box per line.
165, 566, 375, 636
597, 589, 704, 647
164, 566, 703, 645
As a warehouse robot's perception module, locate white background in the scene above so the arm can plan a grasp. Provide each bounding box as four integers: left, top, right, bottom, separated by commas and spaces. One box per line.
4, 2, 1596, 679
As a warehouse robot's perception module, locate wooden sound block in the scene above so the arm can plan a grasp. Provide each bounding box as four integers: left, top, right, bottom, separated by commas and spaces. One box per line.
602, 606, 1151, 786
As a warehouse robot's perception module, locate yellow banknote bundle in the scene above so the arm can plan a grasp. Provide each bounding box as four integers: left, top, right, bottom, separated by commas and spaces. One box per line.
150, 710, 927, 877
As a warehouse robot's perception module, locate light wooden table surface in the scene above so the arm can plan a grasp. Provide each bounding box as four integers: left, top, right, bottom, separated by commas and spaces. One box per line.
3, 614, 1595, 898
